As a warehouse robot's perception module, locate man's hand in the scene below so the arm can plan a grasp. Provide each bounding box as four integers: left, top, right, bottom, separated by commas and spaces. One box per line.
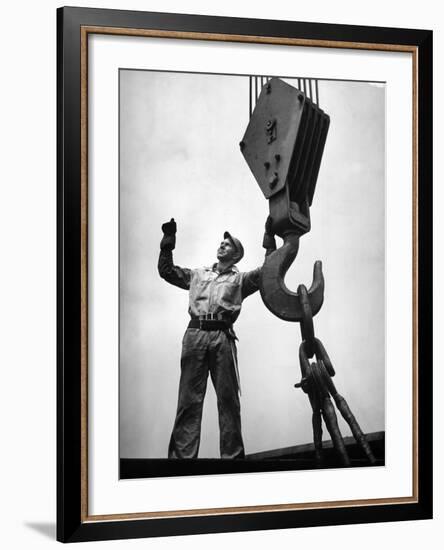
264, 215, 274, 236
263, 215, 277, 253
162, 218, 177, 236
160, 218, 177, 250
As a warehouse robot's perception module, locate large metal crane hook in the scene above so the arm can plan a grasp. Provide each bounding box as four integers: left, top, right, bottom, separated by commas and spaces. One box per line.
240, 77, 330, 322
260, 232, 324, 322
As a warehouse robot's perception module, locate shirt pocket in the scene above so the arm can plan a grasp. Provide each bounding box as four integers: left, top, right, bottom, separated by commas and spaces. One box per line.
216, 281, 241, 308
190, 277, 212, 304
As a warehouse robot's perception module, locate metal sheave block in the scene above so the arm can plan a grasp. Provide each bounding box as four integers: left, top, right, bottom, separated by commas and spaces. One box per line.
240, 77, 330, 237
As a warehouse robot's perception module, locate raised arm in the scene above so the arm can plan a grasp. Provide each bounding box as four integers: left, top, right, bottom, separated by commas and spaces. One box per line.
241, 216, 277, 299
158, 218, 192, 290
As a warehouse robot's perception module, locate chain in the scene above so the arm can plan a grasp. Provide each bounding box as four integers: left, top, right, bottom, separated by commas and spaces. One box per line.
295, 284, 335, 380
294, 285, 377, 466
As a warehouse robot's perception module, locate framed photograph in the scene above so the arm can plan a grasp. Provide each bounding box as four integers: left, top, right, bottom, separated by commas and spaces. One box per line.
57, 6, 432, 542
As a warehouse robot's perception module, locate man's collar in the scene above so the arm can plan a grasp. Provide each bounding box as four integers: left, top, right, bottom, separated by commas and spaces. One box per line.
206, 263, 239, 274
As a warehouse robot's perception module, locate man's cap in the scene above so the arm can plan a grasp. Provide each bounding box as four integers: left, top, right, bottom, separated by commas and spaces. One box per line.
224, 231, 244, 262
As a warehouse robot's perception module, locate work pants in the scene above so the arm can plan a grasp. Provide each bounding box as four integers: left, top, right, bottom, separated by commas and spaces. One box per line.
168, 328, 245, 459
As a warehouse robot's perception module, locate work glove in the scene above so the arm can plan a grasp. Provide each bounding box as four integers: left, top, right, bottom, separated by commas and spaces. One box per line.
262, 215, 277, 252
160, 218, 177, 250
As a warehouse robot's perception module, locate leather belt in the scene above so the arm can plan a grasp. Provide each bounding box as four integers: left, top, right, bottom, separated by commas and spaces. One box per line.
188, 319, 232, 331
194, 313, 227, 321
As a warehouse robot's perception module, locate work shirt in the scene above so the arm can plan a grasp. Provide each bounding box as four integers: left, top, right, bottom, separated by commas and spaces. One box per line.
158, 249, 261, 322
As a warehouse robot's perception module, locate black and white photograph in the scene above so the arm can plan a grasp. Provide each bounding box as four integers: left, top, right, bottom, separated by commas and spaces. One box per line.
0, 0, 438, 545
118, 69, 385, 475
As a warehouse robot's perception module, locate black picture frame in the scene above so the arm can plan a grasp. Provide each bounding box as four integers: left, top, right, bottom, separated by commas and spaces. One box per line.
57, 6, 433, 543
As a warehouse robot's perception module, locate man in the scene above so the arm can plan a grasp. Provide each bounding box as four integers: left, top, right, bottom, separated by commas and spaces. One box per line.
158, 217, 276, 459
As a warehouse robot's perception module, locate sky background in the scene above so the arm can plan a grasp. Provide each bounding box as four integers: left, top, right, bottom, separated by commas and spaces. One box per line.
119, 69, 385, 459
